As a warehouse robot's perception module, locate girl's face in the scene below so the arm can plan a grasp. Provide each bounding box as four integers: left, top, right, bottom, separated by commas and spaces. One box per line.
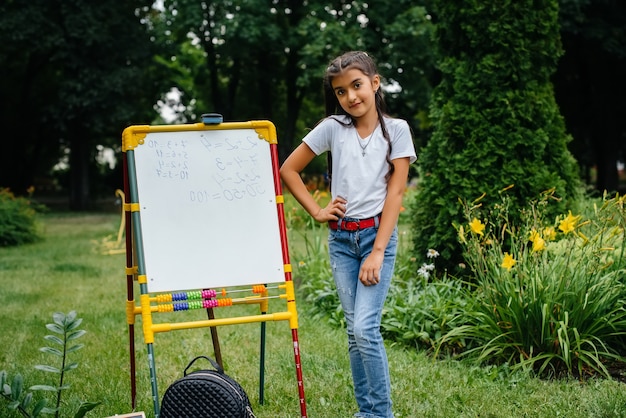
331, 68, 380, 122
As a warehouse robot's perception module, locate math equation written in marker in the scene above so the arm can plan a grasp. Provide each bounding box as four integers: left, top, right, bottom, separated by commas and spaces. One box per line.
145, 132, 268, 203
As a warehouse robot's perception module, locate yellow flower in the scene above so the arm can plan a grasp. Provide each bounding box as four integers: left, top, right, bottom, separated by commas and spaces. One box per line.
501, 252, 516, 270
529, 229, 545, 252
543, 226, 556, 241
469, 218, 485, 236
532, 236, 546, 252
558, 211, 581, 235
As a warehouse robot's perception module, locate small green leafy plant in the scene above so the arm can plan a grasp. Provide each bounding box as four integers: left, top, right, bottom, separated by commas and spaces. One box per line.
1, 311, 100, 417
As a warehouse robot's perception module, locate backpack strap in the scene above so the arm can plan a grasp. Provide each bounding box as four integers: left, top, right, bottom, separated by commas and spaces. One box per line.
183, 355, 223, 376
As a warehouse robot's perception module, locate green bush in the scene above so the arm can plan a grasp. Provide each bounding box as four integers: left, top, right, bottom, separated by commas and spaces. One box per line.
411, 0, 581, 275
288, 191, 472, 355
382, 250, 470, 355
439, 190, 626, 378
290, 186, 626, 379
0, 188, 43, 247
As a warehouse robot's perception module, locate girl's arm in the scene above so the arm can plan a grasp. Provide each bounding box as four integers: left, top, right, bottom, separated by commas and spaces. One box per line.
280, 143, 346, 223
359, 156, 411, 286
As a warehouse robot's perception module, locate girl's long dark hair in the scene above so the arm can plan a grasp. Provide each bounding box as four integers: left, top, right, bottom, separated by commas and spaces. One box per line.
322, 51, 394, 188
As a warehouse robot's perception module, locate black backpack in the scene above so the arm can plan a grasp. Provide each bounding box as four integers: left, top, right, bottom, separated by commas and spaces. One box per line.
160, 356, 256, 418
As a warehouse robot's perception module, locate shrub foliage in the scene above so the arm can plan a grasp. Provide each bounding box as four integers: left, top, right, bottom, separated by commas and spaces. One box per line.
440, 190, 626, 378
411, 0, 581, 274
290, 188, 626, 379
0, 188, 42, 247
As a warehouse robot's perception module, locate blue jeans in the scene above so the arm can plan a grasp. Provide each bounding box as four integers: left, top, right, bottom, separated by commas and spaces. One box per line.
328, 225, 397, 418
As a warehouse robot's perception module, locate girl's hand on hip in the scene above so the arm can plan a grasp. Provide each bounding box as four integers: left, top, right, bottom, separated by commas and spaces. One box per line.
315, 196, 347, 223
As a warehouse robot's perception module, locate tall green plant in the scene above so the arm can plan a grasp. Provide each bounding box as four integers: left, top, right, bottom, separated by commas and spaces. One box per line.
412, 0, 581, 274
1, 311, 100, 418
439, 190, 626, 378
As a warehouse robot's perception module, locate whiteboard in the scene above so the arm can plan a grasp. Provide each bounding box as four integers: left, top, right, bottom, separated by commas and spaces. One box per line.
131, 126, 284, 293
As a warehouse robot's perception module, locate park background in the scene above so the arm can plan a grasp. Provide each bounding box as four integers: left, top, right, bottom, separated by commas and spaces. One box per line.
1, 1, 626, 417
1, 0, 625, 209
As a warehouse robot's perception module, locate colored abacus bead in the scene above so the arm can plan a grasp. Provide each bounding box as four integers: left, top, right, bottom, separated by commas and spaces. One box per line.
173, 302, 189, 311
157, 304, 174, 312
203, 300, 218, 308
156, 294, 172, 303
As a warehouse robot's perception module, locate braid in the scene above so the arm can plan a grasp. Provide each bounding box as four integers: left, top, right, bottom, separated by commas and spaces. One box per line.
375, 90, 394, 182
379, 119, 394, 182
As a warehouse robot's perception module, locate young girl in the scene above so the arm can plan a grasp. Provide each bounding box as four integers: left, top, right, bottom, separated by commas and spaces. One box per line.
280, 51, 416, 418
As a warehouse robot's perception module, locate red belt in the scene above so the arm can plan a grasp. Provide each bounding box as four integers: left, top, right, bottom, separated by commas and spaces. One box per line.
328, 215, 380, 231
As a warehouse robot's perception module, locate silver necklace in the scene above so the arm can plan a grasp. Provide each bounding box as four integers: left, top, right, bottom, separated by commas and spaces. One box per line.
356, 126, 376, 157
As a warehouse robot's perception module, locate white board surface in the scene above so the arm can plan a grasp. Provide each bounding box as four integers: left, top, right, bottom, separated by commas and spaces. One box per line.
132, 128, 284, 292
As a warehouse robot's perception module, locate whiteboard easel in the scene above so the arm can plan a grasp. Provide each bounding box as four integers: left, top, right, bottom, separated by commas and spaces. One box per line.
122, 119, 307, 418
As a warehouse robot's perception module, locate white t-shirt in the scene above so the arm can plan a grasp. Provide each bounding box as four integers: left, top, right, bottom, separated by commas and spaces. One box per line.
303, 115, 417, 219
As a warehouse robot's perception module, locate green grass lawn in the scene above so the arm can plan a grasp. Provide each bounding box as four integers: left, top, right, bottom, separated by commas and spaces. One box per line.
2, 212, 626, 418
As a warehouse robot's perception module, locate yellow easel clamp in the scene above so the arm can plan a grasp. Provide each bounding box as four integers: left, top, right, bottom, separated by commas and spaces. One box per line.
284, 281, 296, 300
284, 263, 292, 273
251, 120, 278, 144
283, 281, 299, 329
140, 294, 155, 344
276, 194, 284, 204
124, 203, 140, 212
125, 266, 138, 276
125, 300, 136, 325
137, 274, 147, 284
122, 126, 149, 152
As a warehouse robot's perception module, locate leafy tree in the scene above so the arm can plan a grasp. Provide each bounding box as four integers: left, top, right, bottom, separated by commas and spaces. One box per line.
412, 0, 582, 275
0, 0, 165, 209
153, 0, 319, 160
152, 1, 435, 164
358, 1, 437, 150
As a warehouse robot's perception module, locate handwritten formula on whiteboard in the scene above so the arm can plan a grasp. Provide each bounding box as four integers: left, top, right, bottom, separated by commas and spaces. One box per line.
133, 129, 284, 293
